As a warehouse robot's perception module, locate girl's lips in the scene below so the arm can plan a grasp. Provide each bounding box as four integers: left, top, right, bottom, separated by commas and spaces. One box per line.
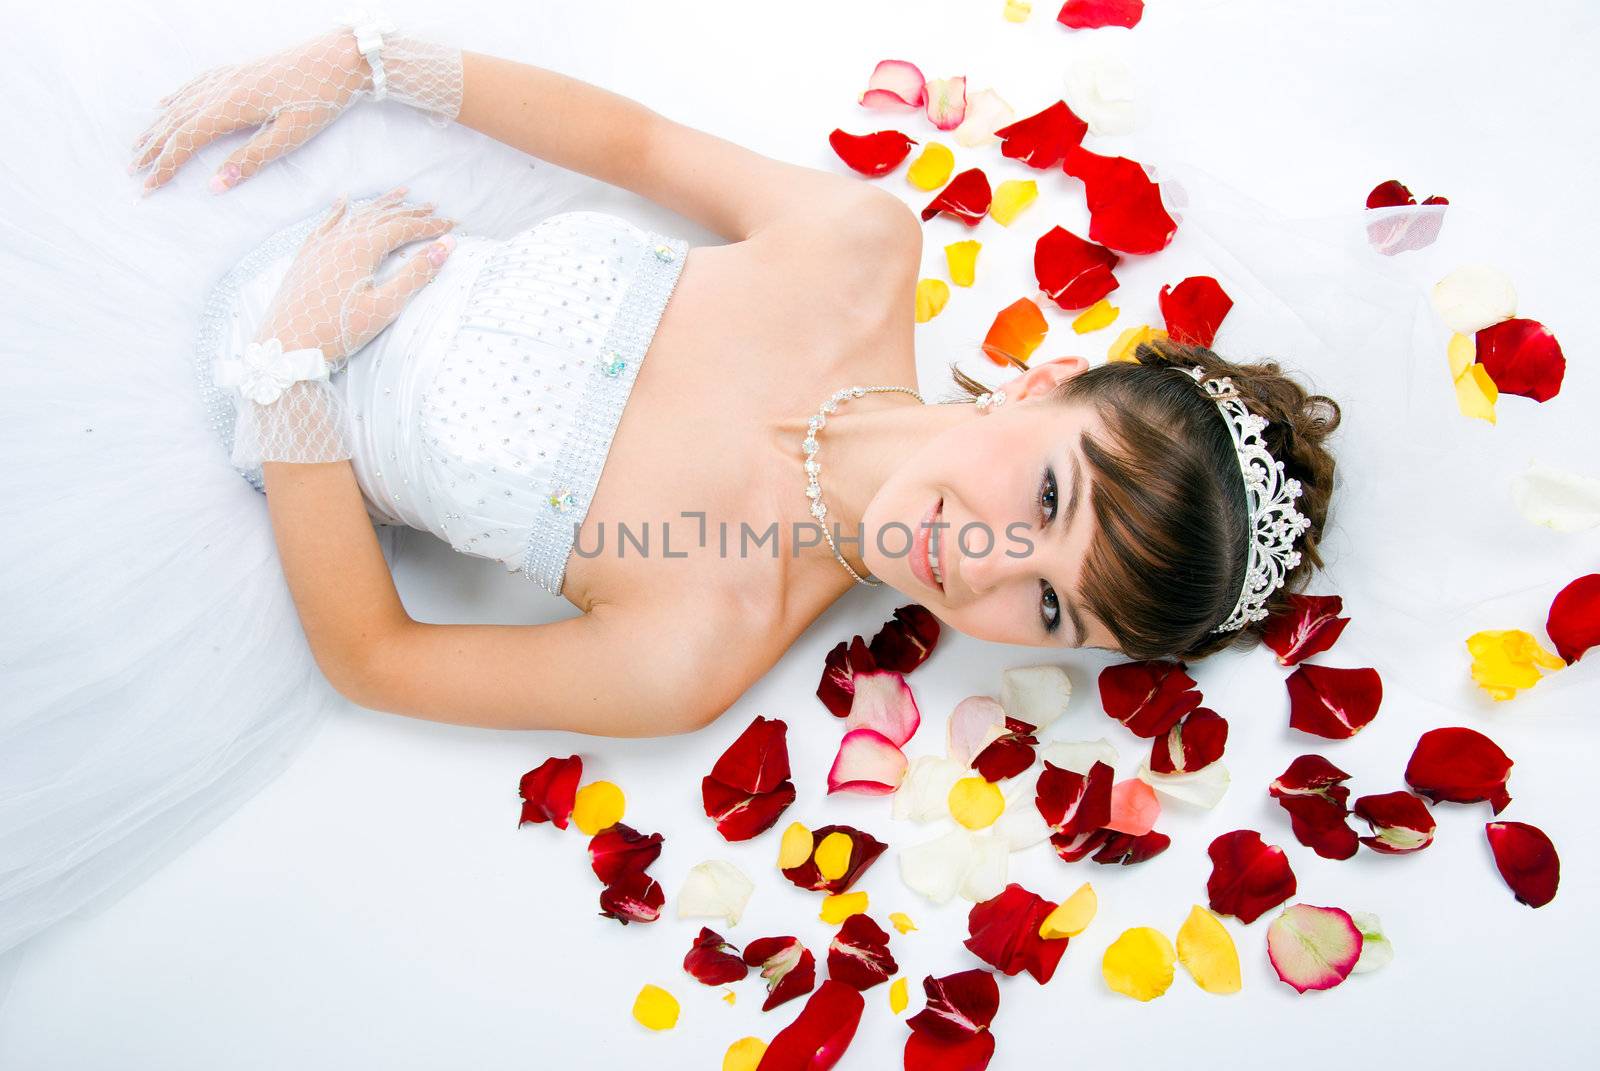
911, 497, 944, 594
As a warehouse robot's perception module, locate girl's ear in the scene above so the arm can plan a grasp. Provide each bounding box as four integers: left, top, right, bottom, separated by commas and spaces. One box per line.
1001, 355, 1090, 402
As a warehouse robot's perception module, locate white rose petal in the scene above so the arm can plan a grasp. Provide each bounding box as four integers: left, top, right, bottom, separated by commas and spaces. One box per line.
959, 835, 1010, 903
1351, 911, 1394, 974
1038, 738, 1118, 775
1511, 462, 1600, 533
899, 828, 978, 905
1137, 760, 1230, 810
1430, 265, 1517, 335
953, 88, 1014, 148
1063, 51, 1139, 136
677, 860, 754, 927
999, 665, 1073, 730
893, 755, 967, 822
994, 769, 1053, 851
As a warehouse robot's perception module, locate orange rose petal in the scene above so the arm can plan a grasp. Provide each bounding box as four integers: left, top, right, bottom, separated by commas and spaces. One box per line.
982, 297, 1048, 367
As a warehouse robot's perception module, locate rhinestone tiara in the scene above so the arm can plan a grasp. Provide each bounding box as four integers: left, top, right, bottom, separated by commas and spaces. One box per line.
1186, 365, 1313, 633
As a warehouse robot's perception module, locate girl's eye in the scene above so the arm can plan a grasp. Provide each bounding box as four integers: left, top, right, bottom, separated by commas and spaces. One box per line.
1040, 580, 1060, 633
1039, 467, 1058, 524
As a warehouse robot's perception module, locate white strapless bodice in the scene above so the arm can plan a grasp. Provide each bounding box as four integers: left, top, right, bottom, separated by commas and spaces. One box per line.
199, 207, 689, 596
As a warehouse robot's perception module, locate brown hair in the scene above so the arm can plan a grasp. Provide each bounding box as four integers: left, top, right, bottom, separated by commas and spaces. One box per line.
951, 338, 1341, 661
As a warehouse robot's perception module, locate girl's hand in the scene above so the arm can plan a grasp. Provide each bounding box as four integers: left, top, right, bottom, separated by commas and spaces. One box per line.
257, 189, 455, 362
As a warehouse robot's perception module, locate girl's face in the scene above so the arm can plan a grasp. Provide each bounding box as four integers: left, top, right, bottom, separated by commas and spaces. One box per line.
861, 357, 1120, 651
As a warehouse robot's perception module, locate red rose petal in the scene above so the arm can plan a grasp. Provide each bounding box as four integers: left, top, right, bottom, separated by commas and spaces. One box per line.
1262, 594, 1352, 666
1034, 225, 1121, 311
588, 823, 664, 885
1158, 276, 1234, 348
1285, 663, 1383, 739
702, 776, 797, 841
1547, 573, 1600, 665
920, 168, 993, 226
1485, 821, 1560, 908
781, 824, 888, 894
1206, 830, 1297, 924
1098, 660, 1202, 738
1365, 179, 1417, 209
1056, 0, 1145, 30
1060, 145, 1177, 254
1092, 829, 1171, 866
758, 979, 863, 1071
964, 883, 1070, 984
1269, 755, 1357, 860
710, 715, 792, 795
1405, 727, 1514, 814
972, 717, 1039, 782
994, 100, 1088, 169
1270, 754, 1353, 804
1353, 791, 1437, 855
1148, 707, 1229, 774
1050, 827, 1111, 863
869, 604, 942, 673
904, 969, 1000, 1071
1035, 759, 1113, 838
1475, 318, 1566, 402
684, 927, 748, 985
598, 869, 664, 925
517, 755, 582, 829
744, 936, 818, 1012
1364, 181, 1449, 254
828, 129, 918, 177
818, 636, 877, 718
827, 913, 899, 991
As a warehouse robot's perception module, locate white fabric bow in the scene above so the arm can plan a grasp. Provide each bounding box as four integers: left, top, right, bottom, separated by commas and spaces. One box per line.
213, 338, 328, 405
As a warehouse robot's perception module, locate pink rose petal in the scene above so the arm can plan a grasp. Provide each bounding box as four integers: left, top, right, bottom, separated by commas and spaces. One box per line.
1105, 778, 1161, 836
828, 728, 909, 795
860, 59, 928, 109
846, 670, 922, 747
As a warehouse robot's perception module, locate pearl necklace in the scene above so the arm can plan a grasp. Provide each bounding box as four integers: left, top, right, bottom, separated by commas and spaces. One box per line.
802, 384, 925, 585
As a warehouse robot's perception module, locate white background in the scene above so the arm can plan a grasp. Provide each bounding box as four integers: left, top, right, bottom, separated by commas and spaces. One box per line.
3, 0, 1597, 1068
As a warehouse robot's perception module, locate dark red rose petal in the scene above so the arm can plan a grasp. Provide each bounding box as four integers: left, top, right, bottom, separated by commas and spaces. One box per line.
1353, 791, 1437, 855
1475, 318, 1566, 402
994, 100, 1088, 169
702, 776, 797, 842
1050, 827, 1111, 863
972, 717, 1039, 782
1485, 821, 1560, 909
1206, 830, 1297, 924
1148, 707, 1229, 775
1547, 573, 1600, 665
904, 969, 1000, 1071
818, 636, 877, 718
517, 755, 582, 829
781, 825, 888, 894
1056, 0, 1145, 30
920, 167, 992, 226
598, 870, 663, 925
1405, 726, 1514, 814
744, 936, 818, 1012
1158, 276, 1233, 348
1092, 829, 1171, 866
869, 604, 942, 673
964, 883, 1069, 984
828, 128, 918, 177
1060, 145, 1177, 254
757, 979, 864, 1071
1098, 660, 1202, 738
1035, 760, 1113, 838
827, 913, 899, 991
709, 715, 792, 795
1275, 795, 1358, 861
684, 927, 748, 985
1034, 225, 1121, 311
1262, 594, 1352, 666
1285, 663, 1382, 739
588, 823, 664, 885
1365, 179, 1417, 209
1270, 754, 1353, 805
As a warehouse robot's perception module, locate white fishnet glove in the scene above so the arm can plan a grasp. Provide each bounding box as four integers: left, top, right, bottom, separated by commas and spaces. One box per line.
132, 18, 462, 194
215, 187, 456, 469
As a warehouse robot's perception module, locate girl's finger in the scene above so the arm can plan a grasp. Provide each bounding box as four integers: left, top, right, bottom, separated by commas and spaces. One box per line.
346, 235, 455, 347
375, 214, 453, 255
209, 107, 328, 194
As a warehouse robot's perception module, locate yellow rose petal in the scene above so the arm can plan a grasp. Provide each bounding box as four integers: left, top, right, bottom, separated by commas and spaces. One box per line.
1176, 905, 1241, 995
1467, 629, 1565, 701
572, 780, 625, 835
916, 278, 951, 323
778, 822, 814, 870
1102, 927, 1177, 1002
631, 983, 679, 1030
1447, 332, 1476, 379
814, 831, 855, 881
889, 911, 918, 934
1003, 0, 1033, 22
907, 142, 955, 191
945, 240, 981, 287
1071, 299, 1119, 334
1039, 882, 1097, 939
722, 988, 737, 1005
1108, 324, 1167, 363
1448, 332, 1498, 423
820, 890, 869, 924
889, 976, 910, 1014
948, 776, 1006, 830
988, 179, 1039, 226
723, 1037, 767, 1071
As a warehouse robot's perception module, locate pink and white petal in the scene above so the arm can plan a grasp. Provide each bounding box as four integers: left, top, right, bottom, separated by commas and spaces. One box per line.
899, 828, 978, 905
948, 696, 1008, 766
846, 670, 921, 747
828, 729, 909, 795
1038, 738, 1119, 775
1137, 761, 1231, 810
999, 665, 1074, 729
859, 59, 928, 109
924, 76, 968, 130
1266, 904, 1363, 994
953, 88, 1015, 148
892, 755, 966, 822
958, 834, 1010, 903
1106, 779, 1161, 836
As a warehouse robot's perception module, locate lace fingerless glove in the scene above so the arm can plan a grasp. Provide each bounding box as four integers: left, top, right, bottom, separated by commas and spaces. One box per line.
214, 340, 352, 468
